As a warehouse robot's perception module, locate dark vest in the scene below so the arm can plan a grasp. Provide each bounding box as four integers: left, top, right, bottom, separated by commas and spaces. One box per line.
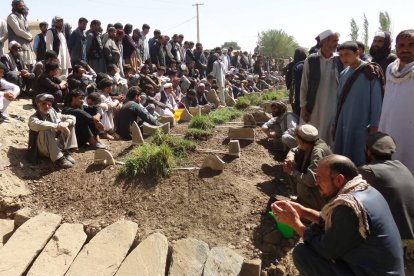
369, 160, 414, 240
7, 13, 31, 49
340, 186, 404, 275
49, 28, 61, 55
169, 41, 178, 60
36, 33, 47, 62
306, 54, 343, 113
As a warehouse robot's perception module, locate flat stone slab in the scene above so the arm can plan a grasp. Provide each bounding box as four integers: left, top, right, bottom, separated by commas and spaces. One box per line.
201, 155, 225, 171
158, 115, 176, 128
116, 232, 168, 276
143, 122, 170, 136
228, 140, 240, 157
131, 121, 144, 145
0, 212, 62, 276
66, 220, 138, 276
27, 223, 87, 276
189, 107, 202, 116
202, 246, 244, 276
243, 113, 257, 127
94, 149, 115, 166
14, 207, 37, 228
0, 219, 14, 247
228, 127, 256, 141
178, 108, 193, 122
169, 238, 209, 276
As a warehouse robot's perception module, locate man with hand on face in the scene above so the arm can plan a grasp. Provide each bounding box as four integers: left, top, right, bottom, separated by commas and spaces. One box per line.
273, 154, 404, 276
28, 93, 77, 168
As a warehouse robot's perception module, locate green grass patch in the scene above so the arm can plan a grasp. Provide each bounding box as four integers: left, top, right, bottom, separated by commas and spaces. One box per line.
188, 115, 215, 130
208, 108, 243, 124
235, 96, 251, 109
235, 90, 288, 110
120, 143, 174, 179
151, 130, 196, 158
185, 128, 213, 141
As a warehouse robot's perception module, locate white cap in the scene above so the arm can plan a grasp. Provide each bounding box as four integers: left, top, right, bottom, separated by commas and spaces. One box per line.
163, 83, 172, 89
318, 29, 334, 41
8, 40, 19, 50
246, 75, 254, 81
374, 31, 386, 38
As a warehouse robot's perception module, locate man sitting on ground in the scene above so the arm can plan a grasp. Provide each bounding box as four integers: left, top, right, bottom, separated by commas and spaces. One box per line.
283, 124, 332, 210
262, 101, 298, 149
154, 82, 177, 117
272, 155, 404, 275
0, 62, 20, 122
116, 86, 159, 140
28, 94, 77, 168
62, 89, 107, 149
359, 132, 414, 258
98, 78, 121, 140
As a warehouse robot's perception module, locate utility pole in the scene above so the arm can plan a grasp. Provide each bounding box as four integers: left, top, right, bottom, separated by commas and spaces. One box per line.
192, 3, 204, 43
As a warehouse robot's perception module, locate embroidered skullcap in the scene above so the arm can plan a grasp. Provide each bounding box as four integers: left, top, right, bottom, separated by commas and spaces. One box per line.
297, 124, 319, 142
35, 93, 54, 104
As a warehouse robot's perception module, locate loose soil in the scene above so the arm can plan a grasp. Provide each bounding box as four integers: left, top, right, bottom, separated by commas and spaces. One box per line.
1, 98, 413, 275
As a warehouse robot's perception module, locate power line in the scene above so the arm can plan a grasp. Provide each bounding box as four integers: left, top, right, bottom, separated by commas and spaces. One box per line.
164, 16, 196, 31
192, 3, 204, 43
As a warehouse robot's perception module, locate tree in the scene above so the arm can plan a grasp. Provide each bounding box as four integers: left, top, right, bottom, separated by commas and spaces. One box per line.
362, 13, 369, 53
349, 18, 359, 41
221, 41, 241, 50
379, 11, 391, 34
258, 29, 299, 58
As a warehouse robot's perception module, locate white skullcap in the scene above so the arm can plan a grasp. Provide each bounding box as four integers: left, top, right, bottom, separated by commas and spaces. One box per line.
374, 31, 386, 38
8, 40, 19, 50
318, 29, 334, 41
163, 83, 173, 89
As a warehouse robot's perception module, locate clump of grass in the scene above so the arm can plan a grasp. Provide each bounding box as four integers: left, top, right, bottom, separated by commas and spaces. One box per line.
188, 115, 215, 130
235, 96, 251, 109
151, 130, 196, 158
209, 108, 243, 124
262, 90, 285, 101
120, 143, 174, 179
185, 128, 213, 141
248, 93, 263, 106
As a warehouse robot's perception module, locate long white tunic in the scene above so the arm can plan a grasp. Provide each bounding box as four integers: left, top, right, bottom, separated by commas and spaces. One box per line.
46, 29, 72, 74
379, 60, 414, 174
300, 52, 339, 146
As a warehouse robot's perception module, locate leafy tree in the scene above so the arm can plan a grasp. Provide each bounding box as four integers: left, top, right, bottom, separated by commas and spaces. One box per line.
362, 13, 369, 53
221, 41, 241, 50
258, 29, 299, 58
379, 11, 391, 35
349, 18, 359, 41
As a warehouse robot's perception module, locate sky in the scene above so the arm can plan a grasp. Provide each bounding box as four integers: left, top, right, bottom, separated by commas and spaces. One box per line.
1, 0, 413, 54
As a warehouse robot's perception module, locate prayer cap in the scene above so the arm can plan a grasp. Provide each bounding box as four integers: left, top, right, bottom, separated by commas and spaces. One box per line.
35, 93, 54, 104
198, 83, 205, 88
374, 31, 386, 38
246, 75, 254, 81
8, 40, 19, 50
163, 83, 172, 89
366, 132, 396, 156
318, 29, 334, 41
297, 124, 318, 142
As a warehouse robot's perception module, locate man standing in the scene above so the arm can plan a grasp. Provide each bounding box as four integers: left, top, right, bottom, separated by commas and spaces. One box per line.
28, 94, 77, 168
104, 27, 121, 71
46, 17, 71, 75
369, 31, 397, 75
333, 41, 383, 166
359, 132, 414, 255
86, 20, 105, 73
379, 29, 414, 174
7, 0, 33, 69
211, 48, 227, 106
283, 124, 331, 210
33, 22, 48, 62
0, 19, 8, 57
68, 17, 88, 67
273, 155, 404, 275
140, 24, 150, 62
300, 30, 343, 146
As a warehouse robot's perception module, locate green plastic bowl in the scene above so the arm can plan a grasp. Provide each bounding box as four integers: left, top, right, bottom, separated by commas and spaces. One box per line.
268, 211, 295, 238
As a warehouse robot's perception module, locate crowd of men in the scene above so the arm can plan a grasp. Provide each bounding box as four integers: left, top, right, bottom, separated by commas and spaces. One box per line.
1, 0, 414, 275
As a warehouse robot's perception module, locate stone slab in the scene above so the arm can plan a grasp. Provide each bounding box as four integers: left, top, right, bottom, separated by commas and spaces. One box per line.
201, 155, 225, 171
143, 122, 170, 136
189, 107, 202, 116
27, 223, 87, 276
65, 220, 138, 276
0, 219, 14, 247
94, 149, 115, 166
0, 212, 62, 276
202, 246, 244, 276
14, 207, 37, 228
178, 108, 193, 122
131, 121, 144, 145
228, 140, 240, 157
116, 232, 168, 276
228, 127, 256, 141
240, 259, 262, 276
169, 238, 209, 276
243, 114, 257, 127
159, 116, 176, 128
252, 110, 272, 124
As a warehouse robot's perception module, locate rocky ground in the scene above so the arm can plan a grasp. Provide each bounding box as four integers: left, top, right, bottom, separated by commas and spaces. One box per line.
1, 97, 413, 275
